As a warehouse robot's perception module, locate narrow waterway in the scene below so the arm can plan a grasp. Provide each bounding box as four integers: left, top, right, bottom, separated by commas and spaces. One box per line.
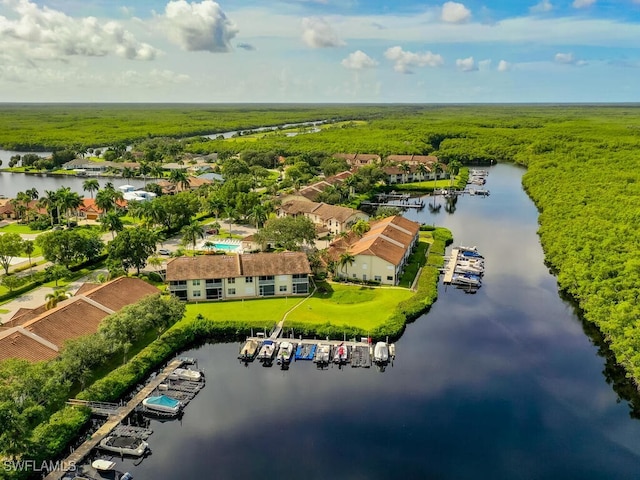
102, 164, 640, 479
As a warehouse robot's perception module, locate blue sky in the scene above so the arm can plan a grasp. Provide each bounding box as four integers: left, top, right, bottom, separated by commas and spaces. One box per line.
1, 0, 640, 103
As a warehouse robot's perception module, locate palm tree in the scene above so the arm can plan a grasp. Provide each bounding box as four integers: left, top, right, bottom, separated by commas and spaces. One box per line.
121, 167, 135, 182
56, 187, 82, 227
181, 220, 205, 253
25, 188, 39, 201
99, 211, 124, 239
448, 160, 462, 188
432, 161, 443, 207
399, 163, 412, 183
45, 289, 70, 310
248, 204, 268, 229
23, 240, 34, 275
339, 252, 356, 279
39, 190, 58, 226
224, 206, 235, 238
415, 163, 428, 181
351, 219, 371, 237
169, 168, 190, 192
95, 187, 124, 214
83, 179, 100, 199
150, 162, 164, 181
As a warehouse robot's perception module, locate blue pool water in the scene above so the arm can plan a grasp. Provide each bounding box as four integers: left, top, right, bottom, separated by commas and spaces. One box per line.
212, 243, 239, 251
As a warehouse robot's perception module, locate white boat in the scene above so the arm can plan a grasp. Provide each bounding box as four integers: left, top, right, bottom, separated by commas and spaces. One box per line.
169, 368, 203, 382
373, 342, 389, 364
257, 340, 276, 361
99, 436, 148, 457
91, 459, 116, 471
314, 344, 331, 364
455, 264, 483, 275
142, 395, 182, 415
389, 343, 396, 359
276, 341, 294, 365
333, 343, 349, 364
238, 340, 260, 361
457, 245, 478, 253
452, 274, 481, 287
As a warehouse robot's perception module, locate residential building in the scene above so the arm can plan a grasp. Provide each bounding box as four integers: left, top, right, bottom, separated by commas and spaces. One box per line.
296, 170, 354, 201
166, 252, 311, 301
333, 153, 381, 168
328, 215, 420, 285
0, 277, 159, 363
276, 199, 368, 236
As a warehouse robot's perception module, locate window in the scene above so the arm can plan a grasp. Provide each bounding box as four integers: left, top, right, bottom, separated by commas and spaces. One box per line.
245, 276, 253, 283
279, 285, 287, 292
387, 276, 393, 281
228, 278, 235, 284
193, 290, 201, 298
374, 275, 382, 282
352, 273, 356, 278
192, 279, 200, 286
228, 288, 236, 295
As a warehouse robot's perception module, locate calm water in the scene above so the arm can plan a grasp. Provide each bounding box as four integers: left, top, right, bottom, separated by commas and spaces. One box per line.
107, 164, 640, 479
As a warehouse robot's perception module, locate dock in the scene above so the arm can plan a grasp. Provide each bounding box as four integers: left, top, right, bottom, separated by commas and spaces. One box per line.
360, 200, 425, 210
44, 358, 184, 480
443, 248, 459, 284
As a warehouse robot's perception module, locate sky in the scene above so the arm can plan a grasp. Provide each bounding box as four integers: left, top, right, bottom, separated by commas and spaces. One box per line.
1, 0, 640, 103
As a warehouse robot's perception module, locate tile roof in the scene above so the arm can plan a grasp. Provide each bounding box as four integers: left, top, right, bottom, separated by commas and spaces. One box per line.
79, 277, 160, 311
0, 328, 59, 363
329, 216, 420, 266
279, 200, 365, 224
386, 154, 439, 165
166, 252, 311, 281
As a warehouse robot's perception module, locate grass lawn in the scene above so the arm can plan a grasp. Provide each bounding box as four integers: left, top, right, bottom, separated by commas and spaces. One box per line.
286, 283, 414, 331
393, 178, 458, 191
0, 223, 41, 234
183, 297, 295, 324
398, 239, 430, 288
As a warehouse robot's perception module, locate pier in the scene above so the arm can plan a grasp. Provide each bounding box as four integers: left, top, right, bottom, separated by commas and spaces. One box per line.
443, 248, 459, 284
44, 358, 185, 480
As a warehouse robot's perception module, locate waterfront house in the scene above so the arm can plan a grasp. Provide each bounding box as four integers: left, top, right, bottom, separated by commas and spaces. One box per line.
276, 199, 368, 237
166, 252, 311, 301
328, 216, 420, 285
333, 153, 381, 168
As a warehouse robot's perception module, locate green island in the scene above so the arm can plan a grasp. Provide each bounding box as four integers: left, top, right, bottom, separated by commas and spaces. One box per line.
2, 104, 640, 477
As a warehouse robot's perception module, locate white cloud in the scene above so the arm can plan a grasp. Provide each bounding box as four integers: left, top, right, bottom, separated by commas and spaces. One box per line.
456, 56, 477, 72
497, 60, 511, 72
301, 17, 345, 48
341, 50, 378, 70
530, 0, 553, 13
554, 52, 576, 64
573, 0, 596, 7
441, 2, 471, 24
162, 0, 238, 52
0, 0, 159, 61
384, 46, 444, 74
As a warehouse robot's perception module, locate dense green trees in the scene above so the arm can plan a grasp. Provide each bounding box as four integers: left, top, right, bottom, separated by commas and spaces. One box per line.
254, 215, 316, 251
108, 227, 157, 275
36, 229, 104, 268
0, 233, 24, 274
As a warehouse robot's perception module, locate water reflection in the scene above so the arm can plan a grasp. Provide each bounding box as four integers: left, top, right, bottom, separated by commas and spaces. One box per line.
109, 164, 640, 479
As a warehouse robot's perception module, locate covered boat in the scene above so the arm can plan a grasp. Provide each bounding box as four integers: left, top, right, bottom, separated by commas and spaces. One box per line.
314, 344, 331, 365
91, 459, 116, 471
276, 341, 294, 365
238, 340, 260, 361
373, 342, 389, 364
257, 340, 276, 361
99, 436, 148, 457
142, 395, 182, 415
170, 368, 203, 382
333, 343, 349, 364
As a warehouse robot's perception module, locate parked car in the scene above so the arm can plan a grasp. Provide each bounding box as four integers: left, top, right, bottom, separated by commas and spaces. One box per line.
158, 249, 171, 256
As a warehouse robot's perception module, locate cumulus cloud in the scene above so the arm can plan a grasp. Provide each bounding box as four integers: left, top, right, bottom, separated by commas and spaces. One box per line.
0, 0, 159, 61
301, 17, 345, 48
530, 0, 553, 13
554, 52, 576, 64
237, 43, 256, 51
441, 2, 471, 24
573, 0, 596, 7
456, 56, 477, 72
341, 50, 378, 70
384, 46, 444, 74
162, 0, 238, 52
497, 60, 511, 72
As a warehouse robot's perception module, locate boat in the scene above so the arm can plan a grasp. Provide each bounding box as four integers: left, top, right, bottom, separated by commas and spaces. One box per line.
333, 343, 349, 364
373, 342, 389, 364
313, 344, 331, 365
451, 274, 481, 287
454, 264, 483, 275
91, 459, 116, 472
457, 245, 478, 253
389, 343, 396, 359
276, 341, 294, 365
169, 368, 203, 382
142, 395, 183, 415
295, 343, 316, 360
460, 250, 484, 259
99, 436, 148, 457
238, 339, 260, 361
257, 340, 276, 361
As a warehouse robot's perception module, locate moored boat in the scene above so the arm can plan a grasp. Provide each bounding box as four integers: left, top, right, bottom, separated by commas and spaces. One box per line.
257, 340, 276, 361
276, 341, 294, 365
91, 459, 116, 472
295, 343, 316, 360
169, 367, 203, 382
333, 343, 349, 364
238, 339, 260, 361
142, 395, 182, 415
373, 342, 389, 364
314, 344, 331, 365
99, 436, 148, 457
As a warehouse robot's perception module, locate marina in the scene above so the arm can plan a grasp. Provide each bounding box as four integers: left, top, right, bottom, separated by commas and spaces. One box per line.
443, 246, 485, 289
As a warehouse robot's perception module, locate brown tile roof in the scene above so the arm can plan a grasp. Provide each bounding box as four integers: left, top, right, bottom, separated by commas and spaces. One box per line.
329, 216, 420, 266
279, 200, 365, 224
0, 328, 58, 363
333, 153, 380, 165
166, 252, 311, 281
297, 171, 353, 201
6, 305, 47, 327
80, 277, 159, 311
74, 282, 101, 296
386, 154, 439, 165
21, 297, 113, 349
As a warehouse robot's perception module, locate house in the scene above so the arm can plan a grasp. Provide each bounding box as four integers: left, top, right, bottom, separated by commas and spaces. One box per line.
276, 200, 368, 236
333, 153, 381, 168
327, 216, 420, 285
166, 252, 311, 301
76, 198, 128, 220
0, 277, 159, 363
155, 176, 212, 195
296, 170, 354, 201
0, 199, 47, 220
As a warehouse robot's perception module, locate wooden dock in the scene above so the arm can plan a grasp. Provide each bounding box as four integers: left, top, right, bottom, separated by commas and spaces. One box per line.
44, 358, 184, 480
443, 248, 459, 284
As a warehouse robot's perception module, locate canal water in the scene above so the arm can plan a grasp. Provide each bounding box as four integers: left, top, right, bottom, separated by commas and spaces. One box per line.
102, 163, 640, 479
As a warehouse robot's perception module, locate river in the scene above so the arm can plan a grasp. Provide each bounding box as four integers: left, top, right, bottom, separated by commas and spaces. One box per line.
103, 163, 640, 479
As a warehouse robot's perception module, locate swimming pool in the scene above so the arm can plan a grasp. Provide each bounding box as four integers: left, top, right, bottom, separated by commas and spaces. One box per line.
212, 243, 239, 252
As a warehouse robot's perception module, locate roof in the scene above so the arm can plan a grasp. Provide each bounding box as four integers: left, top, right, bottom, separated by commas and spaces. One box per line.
78, 198, 127, 214
279, 200, 365, 224
333, 153, 380, 164
297, 171, 353, 201
386, 154, 439, 165
79, 277, 160, 311
166, 252, 311, 281
0, 328, 59, 363
329, 216, 420, 267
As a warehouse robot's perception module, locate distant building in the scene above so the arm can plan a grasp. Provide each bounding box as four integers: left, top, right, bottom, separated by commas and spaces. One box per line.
166, 252, 311, 301
276, 200, 368, 237
333, 153, 381, 167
